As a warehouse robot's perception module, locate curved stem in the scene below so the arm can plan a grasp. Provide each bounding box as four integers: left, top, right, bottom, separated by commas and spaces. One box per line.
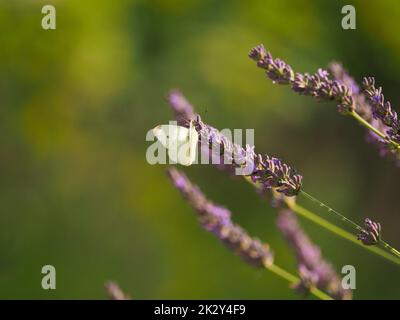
265, 263, 333, 300
350, 110, 400, 149
300, 190, 363, 231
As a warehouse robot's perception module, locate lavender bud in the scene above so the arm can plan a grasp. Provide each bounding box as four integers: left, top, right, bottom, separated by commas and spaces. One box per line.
357, 218, 381, 246
332, 81, 354, 114
248, 44, 267, 61
362, 77, 400, 144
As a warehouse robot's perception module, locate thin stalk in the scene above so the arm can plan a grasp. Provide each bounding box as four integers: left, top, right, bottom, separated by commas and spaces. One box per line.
265, 263, 333, 300
300, 190, 363, 231
350, 110, 400, 149
380, 240, 400, 259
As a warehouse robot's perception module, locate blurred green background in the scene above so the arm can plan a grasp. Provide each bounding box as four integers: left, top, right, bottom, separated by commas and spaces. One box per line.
1, 0, 399, 299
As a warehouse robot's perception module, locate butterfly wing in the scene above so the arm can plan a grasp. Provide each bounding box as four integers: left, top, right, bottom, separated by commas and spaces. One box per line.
153, 125, 185, 148
152, 125, 169, 148
188, 121, 199, 165
174, 121, 199, 166
153, 124, 193, 165
169, 125, 192, 165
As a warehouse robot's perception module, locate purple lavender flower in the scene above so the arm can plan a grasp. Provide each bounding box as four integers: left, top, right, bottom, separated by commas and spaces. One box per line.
362, 77, 400, 146
328, 62, 360, 95
357, 218, 381, 246
277, 208, 352, 300
166, 91, 303, 196
329, 63, 400, 163
249, 45, 400, 163
104, 282, 130, 300
167, 90, 196, 126
293, 264, 320, 296
167, 167, 274, 267
328, 62, 377, 125
249, 45, 354, 114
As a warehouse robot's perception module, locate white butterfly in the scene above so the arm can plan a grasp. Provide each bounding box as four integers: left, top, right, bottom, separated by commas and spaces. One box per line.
153, 121, 199, 166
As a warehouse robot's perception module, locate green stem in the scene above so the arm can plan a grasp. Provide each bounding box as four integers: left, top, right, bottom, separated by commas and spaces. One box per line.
350, 110, 400, 149
380, 240, 400, 259
265, 263, 333, 300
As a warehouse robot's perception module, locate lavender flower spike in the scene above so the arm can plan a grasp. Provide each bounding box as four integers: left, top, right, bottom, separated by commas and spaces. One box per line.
277, 208, 352, 300
250, 45, 400, 162
166, 91, 303, 196
362, 77, 400, 147
167, 167, 274, 267
329, 63, 400, 163
249, 44, 354, 114
328, 62, 360, 96
357, 218, 381, 246
168, 90, 196, 126
104, 282, 130, 300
